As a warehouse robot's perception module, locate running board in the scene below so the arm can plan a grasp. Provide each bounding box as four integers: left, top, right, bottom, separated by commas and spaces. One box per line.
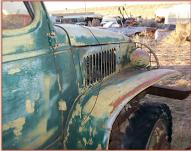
146, 84, 191, 100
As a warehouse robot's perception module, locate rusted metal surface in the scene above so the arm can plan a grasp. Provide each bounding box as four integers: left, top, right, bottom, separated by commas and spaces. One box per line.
83, 48, 116, 86
134, 41, 160, 69
147, 84, 191, 100
2, 1, 186, 150
63, 68, 178, 149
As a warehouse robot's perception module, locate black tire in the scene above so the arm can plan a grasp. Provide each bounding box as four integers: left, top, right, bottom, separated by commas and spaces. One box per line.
109, 102, 172, 149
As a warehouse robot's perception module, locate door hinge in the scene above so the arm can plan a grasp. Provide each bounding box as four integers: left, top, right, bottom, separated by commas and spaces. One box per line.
47, 32, 56, 37
47, 32, 57, 50
47, 32, 63, 50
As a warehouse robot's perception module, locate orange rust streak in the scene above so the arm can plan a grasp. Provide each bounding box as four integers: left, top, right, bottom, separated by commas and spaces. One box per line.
110, 73, 169, 113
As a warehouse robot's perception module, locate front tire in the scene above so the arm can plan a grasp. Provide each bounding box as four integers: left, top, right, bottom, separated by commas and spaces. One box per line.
109, 102, 172, 149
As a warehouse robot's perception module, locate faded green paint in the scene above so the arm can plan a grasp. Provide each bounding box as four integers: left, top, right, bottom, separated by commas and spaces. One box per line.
63, 69, 177, 149
2, 2, 63, 149
2, 1, 179, 150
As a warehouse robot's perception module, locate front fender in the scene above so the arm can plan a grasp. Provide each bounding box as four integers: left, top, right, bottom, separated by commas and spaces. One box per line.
63, 68, 178, 149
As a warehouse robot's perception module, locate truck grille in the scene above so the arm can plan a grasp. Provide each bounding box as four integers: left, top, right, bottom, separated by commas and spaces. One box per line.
84, 48, 116, 86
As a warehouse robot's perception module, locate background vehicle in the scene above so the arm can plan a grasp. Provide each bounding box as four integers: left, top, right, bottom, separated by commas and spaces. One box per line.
101, 15, 123, 27
51, 12, 102, 27
2, 1, 190, 150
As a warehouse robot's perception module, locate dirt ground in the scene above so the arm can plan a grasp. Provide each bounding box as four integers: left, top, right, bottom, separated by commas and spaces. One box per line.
142, 66, 191, 149
137, 34, 191, 149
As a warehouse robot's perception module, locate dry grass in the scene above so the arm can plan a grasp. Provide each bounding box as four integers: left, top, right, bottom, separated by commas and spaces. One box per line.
51, 3, 178, 19
164, 23, 191, 45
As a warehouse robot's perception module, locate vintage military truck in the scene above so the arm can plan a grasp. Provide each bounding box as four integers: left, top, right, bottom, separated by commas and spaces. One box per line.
2, 1, 190, 150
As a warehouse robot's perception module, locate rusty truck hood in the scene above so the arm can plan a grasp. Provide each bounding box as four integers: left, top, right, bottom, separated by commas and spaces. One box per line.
55, 24, 129, 46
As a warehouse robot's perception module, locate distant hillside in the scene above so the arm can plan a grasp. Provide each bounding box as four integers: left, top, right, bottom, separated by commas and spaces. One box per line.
50, 3, 181, 19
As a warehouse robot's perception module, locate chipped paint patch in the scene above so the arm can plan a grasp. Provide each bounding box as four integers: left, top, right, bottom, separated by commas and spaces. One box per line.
83, 96, 97, 113
58, 100, 67, 111
35, 93, 40, 101
43, 75, 51, 102
92, 128, 97, 136
57, 74, 62, 92
23, 127, 57, 149
72, 103, 82, 118
79, 127, 83, 133
22, 114, 55, 149
83, 137, 88, 146
25, 99, 35, 113
3, 117, 25, 137
83, 86, 117, 119
96, 144, 102, 149
8, 66, 21, 75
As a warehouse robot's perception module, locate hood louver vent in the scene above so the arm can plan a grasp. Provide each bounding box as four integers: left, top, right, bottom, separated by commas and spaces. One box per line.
84, 48, 116, 86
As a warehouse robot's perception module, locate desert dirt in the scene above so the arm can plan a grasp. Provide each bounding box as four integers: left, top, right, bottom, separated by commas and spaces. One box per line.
136, 32, 191, 149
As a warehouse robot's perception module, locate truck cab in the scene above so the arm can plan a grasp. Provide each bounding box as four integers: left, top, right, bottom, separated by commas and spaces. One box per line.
2, 1, 190, 150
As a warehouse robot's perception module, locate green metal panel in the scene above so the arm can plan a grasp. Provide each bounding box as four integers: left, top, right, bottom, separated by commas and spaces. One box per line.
85, 26, 128, 44
2, 2, 178, 150
56, 24, 99, 46
56, 24, 130, 46
2, 2, 62, 149
52, 25, 79, 142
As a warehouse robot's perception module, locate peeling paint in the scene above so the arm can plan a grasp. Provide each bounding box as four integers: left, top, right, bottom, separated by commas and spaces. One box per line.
22, 114, 57, 149
83, 137, 88, 146
92, 128, 97, 137
84, 69, 176, 120
23, 127, 57, 149
8, 66, 21, 75
89, 138, 93, 145
58, 100, 67, 111
43, 75, 52, 102
96, 144, 102, 149
79, 127, 83, 133
34, 93, 40, 102
57, 74, 62, 92
64, 69, 177, 149
72, 103, 82, 118
25, 99, 35, 113
83, 86, 117, 119
3, 117, 26, 137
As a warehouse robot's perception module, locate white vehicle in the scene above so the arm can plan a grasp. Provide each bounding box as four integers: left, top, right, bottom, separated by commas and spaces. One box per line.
101, 15, 123, 27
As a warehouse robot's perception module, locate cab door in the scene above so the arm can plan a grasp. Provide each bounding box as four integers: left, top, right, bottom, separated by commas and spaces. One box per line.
2, 2, 62, 149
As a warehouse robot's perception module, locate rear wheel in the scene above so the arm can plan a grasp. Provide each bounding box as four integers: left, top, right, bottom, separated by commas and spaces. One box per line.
109, 102, 172, 149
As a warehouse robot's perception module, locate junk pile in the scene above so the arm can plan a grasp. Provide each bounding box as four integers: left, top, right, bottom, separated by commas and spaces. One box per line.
161, 23, 191, 45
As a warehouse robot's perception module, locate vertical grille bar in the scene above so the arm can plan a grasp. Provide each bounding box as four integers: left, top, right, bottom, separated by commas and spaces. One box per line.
107, 51, 109, 75
99, 53, 101, 80
93, 54, 95, 83
96, 53, 98, 81
104, 51, 106, 77
109, 50, 111, 74
101, 52, 103, 79
89, 55, 92, 84
106, 51, 108, 76
109, 49, 112, 74
85, 57, 88, 86
114, 49, 116, 71
112, 49, 115, 72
